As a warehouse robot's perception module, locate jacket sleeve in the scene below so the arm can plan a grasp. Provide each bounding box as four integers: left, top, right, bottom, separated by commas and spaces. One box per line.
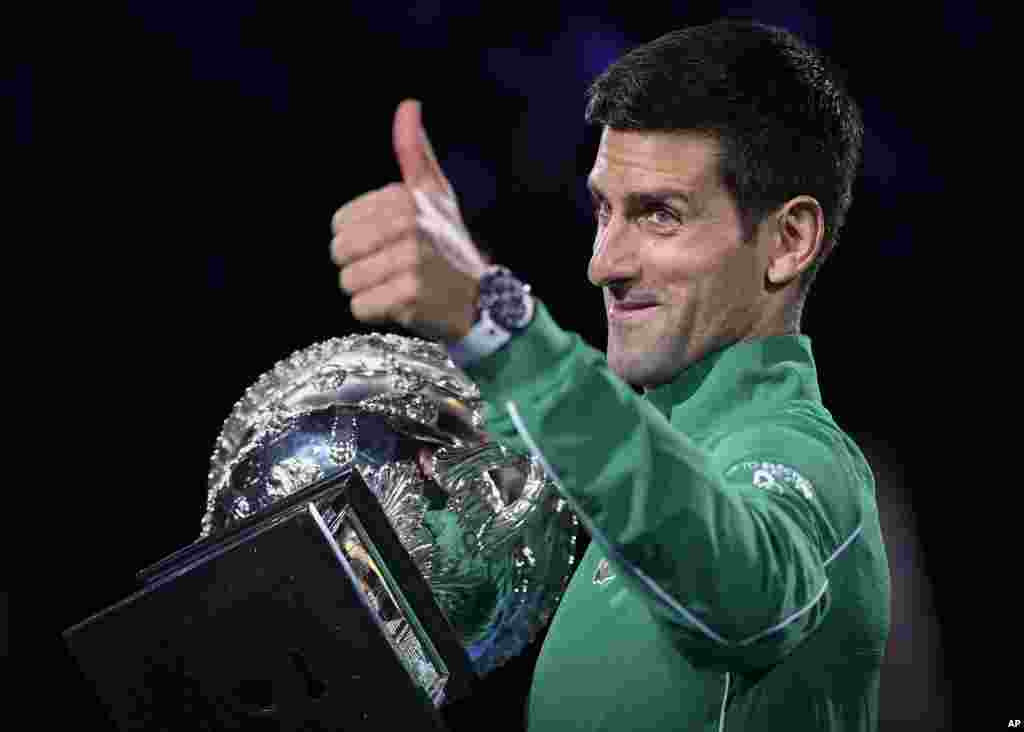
464, 300, 857, 672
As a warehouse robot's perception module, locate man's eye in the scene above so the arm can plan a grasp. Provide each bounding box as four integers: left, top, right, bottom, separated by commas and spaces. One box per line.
643, 207, 680, 226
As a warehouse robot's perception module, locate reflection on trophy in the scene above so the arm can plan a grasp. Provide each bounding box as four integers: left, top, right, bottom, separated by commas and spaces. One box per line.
202, 331, 579, 685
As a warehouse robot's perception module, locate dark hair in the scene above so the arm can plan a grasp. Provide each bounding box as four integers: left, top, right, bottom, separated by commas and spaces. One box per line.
585, 18, 863, 304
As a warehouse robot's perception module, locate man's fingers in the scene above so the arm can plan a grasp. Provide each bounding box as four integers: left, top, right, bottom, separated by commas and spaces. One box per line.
330, 212, 418, 268
338, 238, 421, 295
349, 272, 419, 325
393, 99, 453, 198
330, 182, 415, 236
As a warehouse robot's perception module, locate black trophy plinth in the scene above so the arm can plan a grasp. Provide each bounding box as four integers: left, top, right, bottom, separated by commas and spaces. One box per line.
62, 468, 476, 731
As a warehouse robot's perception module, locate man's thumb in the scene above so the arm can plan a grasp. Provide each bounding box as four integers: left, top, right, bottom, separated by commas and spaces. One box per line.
393, 99, 452, 197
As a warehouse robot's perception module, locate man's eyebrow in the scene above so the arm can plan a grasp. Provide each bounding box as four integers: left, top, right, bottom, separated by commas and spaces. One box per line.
586, 180, 694, 206
627, 189, 693, 207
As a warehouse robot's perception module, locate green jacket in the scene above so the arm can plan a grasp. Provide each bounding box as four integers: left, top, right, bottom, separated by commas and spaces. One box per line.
463, 301, 891, 732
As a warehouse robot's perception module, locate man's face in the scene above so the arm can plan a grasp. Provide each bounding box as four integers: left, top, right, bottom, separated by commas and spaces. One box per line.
587, 128, 774, 388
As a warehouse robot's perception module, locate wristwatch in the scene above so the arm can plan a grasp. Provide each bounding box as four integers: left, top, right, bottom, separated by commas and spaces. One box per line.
447, 266, 535, 367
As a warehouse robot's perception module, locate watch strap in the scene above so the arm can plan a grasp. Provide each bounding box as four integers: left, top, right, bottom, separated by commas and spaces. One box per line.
447, 305, 513, 368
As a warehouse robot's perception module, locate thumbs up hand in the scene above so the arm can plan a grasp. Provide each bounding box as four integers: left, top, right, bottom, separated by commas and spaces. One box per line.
330, 99, 488, 343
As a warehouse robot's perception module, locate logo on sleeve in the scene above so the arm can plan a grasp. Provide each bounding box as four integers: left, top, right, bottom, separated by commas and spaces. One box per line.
725, 461, 816, 502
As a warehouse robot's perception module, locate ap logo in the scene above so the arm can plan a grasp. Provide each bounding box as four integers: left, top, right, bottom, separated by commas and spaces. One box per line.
1009, 721, 1021, 728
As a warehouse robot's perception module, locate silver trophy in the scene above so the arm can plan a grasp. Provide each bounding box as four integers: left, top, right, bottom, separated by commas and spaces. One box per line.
201, 332, 579, 697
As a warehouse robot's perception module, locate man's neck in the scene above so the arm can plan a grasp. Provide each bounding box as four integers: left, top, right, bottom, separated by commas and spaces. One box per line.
639, 326, 803, 396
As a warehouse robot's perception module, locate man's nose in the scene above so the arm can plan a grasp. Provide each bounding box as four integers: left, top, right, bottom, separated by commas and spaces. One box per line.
587, 219, 640, 288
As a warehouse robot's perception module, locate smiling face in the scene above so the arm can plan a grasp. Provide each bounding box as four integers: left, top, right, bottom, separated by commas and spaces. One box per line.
587, 128, 785, 388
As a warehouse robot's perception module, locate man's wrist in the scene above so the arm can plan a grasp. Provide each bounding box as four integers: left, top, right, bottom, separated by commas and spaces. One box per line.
447, 266, 534, 368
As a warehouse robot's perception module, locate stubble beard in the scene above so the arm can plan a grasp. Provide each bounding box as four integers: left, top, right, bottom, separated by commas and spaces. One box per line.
606, 320, 691, 390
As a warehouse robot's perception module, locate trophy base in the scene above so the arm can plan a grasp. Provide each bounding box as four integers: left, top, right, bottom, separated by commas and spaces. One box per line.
63, 469, 474, 731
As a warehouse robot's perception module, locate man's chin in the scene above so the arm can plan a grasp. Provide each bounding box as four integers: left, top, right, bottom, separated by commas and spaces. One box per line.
608, 350, 660, 389
607, 335, 690, 388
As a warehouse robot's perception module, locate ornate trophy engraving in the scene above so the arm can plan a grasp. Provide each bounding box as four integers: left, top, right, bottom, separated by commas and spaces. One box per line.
201, 332, 579, 693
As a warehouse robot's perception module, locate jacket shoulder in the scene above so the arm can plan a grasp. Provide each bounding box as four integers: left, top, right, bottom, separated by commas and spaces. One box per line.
702, 401, 876, 545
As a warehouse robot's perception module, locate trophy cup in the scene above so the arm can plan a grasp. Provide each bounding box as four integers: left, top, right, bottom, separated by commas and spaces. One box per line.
63, 333, 578, 730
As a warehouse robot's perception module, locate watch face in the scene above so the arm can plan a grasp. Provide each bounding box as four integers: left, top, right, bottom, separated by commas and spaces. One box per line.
483, 271, 532, 331
498, 297, 529, 329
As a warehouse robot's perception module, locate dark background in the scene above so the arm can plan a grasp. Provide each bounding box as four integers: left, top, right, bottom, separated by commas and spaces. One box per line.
22, 1, 983, 729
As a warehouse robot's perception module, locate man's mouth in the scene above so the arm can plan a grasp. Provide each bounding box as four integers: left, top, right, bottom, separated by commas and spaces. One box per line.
608, 300, 660, 321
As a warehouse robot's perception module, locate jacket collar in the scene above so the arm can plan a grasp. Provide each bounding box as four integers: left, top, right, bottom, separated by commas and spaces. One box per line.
643, 335, 820, 420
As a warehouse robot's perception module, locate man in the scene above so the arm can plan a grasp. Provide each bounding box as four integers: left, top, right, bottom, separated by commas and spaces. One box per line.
330, 18, 890, 732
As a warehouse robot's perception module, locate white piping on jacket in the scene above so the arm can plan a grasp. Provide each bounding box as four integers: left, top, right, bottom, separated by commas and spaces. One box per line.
719, 672, 730, 732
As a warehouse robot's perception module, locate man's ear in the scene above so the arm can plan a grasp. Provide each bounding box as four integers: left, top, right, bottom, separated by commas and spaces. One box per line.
766, 196, 824, 286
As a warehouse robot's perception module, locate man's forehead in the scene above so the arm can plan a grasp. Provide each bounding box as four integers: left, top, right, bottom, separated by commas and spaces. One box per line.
589, 127, 721, 192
